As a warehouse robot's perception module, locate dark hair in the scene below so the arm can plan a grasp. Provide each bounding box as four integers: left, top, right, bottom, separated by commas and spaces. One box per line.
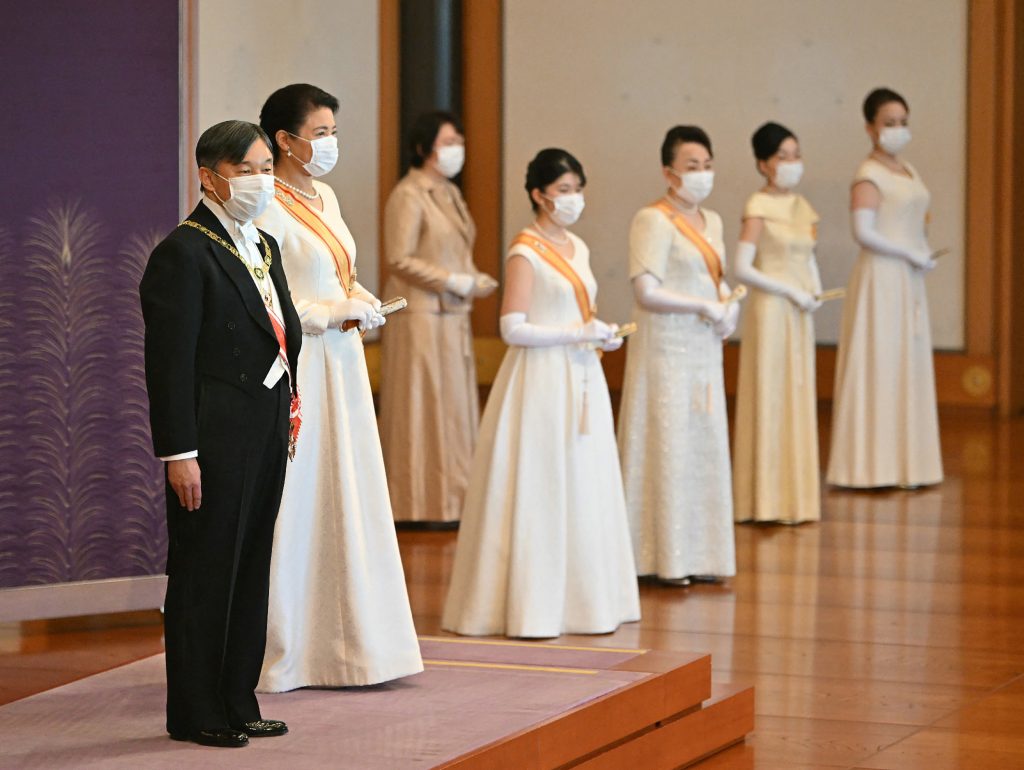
751, 122, 797, 161
259, 83, 340, 161
195, 120, 272, 170
408, 110, 463, 168
863, 87, 908, 123
524, 148, 586, 212
661, 125, 713, 167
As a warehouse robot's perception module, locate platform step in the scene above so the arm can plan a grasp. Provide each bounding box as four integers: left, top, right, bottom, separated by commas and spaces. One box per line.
570, 683, 755, 770
440, 648, 754, 770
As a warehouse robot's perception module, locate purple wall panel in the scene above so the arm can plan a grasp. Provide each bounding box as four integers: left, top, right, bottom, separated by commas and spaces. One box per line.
0, 0, 179, 587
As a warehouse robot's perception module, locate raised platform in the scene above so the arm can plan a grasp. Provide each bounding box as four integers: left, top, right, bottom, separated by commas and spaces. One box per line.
0, 637, 752, 769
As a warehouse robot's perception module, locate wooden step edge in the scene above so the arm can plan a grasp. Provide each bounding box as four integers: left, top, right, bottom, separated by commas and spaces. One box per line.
438, 656, 715, 769
566, 682, 755, 770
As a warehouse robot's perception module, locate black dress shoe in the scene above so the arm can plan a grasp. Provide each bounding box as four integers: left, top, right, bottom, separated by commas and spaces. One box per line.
235, 719, 288, 737
169, 727, 249, 747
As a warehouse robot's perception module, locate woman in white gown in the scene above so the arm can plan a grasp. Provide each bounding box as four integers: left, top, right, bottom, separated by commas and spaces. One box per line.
254, 84, 422, 690
617, 125, 738, 584
442, 149, 640, 638
827, 88, 943, 489
732, 122, 823, 524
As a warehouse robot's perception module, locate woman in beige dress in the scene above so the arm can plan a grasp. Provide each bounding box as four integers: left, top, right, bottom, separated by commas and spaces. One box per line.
733, 122, 823, 524
827, 88, 943, 489
379, 111, 497, 524
617, 125, 738, 584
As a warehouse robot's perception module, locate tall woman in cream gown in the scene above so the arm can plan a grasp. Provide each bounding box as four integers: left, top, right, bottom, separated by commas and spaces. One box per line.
254, 84, 422, 691
380, 112, 497, 524
733, 122, 823, 524
828, 88, 943, 489
442, 149, 640, 638
618, 125, 738, 584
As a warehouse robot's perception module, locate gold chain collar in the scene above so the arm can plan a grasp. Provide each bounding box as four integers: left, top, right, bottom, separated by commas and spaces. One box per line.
181, 219, 275, 305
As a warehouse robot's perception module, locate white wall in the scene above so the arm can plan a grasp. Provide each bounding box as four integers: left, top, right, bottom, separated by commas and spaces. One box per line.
195, 0, 381, 291
503, 0, 967, 348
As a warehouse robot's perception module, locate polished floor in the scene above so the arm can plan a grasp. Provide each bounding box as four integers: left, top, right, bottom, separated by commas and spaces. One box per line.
2, 408, 1022, 768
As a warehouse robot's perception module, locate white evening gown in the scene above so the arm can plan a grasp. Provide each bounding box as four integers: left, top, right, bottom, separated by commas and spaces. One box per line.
617, 204, 736, 579
441, 230, 641, 638
827, 159, 943, 488
255, 181, 422, 690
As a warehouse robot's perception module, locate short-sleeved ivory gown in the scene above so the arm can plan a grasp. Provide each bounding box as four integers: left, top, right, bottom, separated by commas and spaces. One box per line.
827, 159, 943, 488
441, 228, 641, 638
254, 181, 423, 691
617, 204, 736, 580
733, 192, 821, 523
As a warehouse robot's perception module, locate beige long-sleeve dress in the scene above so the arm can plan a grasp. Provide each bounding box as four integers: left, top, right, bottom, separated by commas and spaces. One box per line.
827, 159, 943, 488
732, 192, 821, 523
379, 168, 487, 523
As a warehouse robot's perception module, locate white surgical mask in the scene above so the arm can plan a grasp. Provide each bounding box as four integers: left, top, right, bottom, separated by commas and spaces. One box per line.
211, 171, 276, 222
291, 133, 339, 177
773, 160, 804, 191
671, 169, 715, 205
436, 144, 465, 178
545, 192, 585, 227
879, 126, 911, 155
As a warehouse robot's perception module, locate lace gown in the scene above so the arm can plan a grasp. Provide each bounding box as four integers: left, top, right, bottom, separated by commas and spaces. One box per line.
617, 204, 736, 579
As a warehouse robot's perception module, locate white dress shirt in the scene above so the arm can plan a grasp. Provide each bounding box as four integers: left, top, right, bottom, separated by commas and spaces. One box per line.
160, 196, 288, 462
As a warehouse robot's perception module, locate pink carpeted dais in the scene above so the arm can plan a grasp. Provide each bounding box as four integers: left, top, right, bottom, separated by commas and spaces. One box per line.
0, 639, 646, 769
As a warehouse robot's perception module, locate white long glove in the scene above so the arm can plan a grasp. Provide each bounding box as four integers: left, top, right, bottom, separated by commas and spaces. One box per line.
633, 273, 727, 323
348, 285, 386, 330
852, 208, 935, 271
500, 312, 615, 348
444, 272, 478, 298
734, 241, 821, 312
713, 302, 740, 339
473, 274, 499, 297
329, 298, 384, 331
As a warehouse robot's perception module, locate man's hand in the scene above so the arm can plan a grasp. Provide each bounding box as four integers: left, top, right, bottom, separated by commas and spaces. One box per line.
167, 458, 202, 511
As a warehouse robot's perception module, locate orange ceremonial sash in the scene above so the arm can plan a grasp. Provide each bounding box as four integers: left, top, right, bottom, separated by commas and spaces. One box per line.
653, 200, 723, 290
274, 183, 355, 295
510, 232, 595, 322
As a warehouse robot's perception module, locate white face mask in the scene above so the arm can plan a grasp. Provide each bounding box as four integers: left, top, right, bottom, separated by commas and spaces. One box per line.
291, 134, 338, 177
879, 126, 911, 155
773, 160, 804, 191
671, 169, 715, 205
436, 144, 465, 178
545, 192, 585, 227
211, 171, 276, 222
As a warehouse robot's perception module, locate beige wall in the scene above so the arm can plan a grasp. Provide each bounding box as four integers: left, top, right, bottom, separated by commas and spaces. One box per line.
195, 0, 381, 292
503, 0, 967, 348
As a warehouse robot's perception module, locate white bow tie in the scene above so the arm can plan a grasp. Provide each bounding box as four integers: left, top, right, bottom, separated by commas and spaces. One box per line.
237, 221, 260, 245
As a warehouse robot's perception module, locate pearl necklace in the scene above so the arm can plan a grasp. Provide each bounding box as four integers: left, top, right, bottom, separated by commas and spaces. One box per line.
274, 176, 319, 200
532, 219, 570, 245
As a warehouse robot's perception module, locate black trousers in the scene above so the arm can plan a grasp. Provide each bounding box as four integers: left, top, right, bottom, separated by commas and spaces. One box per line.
163, 376, 289, 735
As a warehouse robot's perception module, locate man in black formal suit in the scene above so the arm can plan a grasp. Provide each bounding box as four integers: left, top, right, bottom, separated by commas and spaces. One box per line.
141, 120, 302, 748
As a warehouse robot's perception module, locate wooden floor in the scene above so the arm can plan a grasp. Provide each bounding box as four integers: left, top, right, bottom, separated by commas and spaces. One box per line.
2, 407, 1023, 768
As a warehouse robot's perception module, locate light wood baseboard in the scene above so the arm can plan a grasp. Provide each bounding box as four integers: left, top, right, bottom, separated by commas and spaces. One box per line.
365, 338, 996, 408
